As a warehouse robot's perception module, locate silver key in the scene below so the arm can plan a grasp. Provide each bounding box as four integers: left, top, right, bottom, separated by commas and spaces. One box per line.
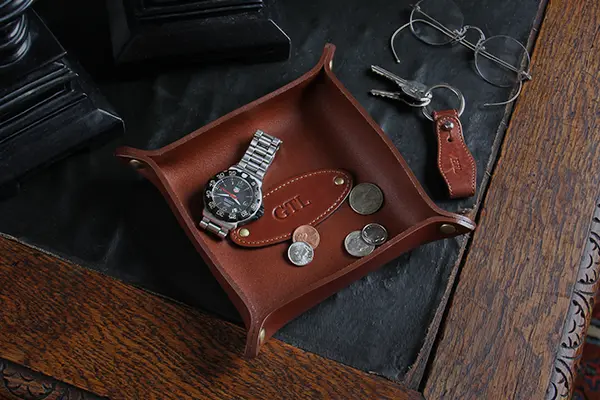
370, 65, 431, 107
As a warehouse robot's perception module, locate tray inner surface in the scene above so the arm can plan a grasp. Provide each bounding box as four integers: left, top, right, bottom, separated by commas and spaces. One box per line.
156, 71, 438, 314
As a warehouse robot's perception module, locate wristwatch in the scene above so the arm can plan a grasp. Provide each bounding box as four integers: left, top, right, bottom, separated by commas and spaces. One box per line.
199, 130, 282, 238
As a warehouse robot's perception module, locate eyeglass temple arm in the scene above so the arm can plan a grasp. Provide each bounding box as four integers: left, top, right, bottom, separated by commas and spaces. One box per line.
483, 79, 523, 108
390, 19, 431, 63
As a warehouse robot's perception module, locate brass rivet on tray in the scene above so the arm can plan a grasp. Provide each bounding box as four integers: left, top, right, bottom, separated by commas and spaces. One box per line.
440, 224, 457, 234
129, 159, 143, 169
334, 176, 345, 186
239, 228, 250, 237
259, 328, 266, 345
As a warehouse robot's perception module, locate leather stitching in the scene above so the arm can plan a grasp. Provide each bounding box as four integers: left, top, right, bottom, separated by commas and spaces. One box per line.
231, 170, 351, 245
452, 116, 477, 196
435, 112, 476, 198
436, 115, 454, 197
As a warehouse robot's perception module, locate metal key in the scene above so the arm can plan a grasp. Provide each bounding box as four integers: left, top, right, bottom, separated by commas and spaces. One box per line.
370, 65, 432, 107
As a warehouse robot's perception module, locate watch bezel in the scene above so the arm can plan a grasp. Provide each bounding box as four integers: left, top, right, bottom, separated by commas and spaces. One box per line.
203, 169, 263, 223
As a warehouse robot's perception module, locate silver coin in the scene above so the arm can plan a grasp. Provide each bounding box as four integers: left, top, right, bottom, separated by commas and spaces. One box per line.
344, 231, 375, 258
349, 183, 384, 215
287, 241, 314, 267
361, 223, 388, 246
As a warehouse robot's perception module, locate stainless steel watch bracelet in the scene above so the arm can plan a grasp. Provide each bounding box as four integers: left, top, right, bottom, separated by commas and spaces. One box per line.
199, 217, 228, 238
236, 130, 282, 181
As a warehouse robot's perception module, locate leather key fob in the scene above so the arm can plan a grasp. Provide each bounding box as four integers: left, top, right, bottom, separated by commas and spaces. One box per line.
433, 109, 476, 199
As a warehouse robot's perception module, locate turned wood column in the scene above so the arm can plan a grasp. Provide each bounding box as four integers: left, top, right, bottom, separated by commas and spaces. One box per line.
0, 1, 123, 193
0, 0, 32, 67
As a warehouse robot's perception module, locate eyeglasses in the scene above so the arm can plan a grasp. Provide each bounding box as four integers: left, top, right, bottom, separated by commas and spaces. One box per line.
390, 0, 532, 107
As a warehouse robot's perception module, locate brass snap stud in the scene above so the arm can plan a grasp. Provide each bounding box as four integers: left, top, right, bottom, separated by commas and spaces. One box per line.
259, 328, 266, 345
334, 176, 345, 186
129, 159, 144, 169
440, 224, 457, 234
239, 228, 250, 237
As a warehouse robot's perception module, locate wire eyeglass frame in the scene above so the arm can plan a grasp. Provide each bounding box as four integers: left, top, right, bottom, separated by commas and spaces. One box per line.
391, 0, 533, 107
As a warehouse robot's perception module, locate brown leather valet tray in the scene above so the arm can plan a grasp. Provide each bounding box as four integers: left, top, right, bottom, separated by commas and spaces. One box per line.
115, 44, 475, 357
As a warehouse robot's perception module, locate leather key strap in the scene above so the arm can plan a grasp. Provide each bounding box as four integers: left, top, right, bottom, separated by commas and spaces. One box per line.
433, 109, 476, 199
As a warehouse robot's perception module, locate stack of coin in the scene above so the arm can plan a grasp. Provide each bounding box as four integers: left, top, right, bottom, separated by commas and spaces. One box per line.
287, 225, 320, 267
344, 182, 387, 257
286, 182, 386, 264
344, 223, 388, 258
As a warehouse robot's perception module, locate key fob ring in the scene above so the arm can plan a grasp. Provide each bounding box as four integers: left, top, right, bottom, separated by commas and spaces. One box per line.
422, 84, 466, 121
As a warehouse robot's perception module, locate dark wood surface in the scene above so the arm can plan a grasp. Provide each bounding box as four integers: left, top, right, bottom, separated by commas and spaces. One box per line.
424, 0, 600, 398
1, 0, 600, 398
0, 358, 104, 400
0, 237, 421, 400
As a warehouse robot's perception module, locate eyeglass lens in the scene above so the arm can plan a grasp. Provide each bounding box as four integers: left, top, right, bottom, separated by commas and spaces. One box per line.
410, 0, 464, 46
475, 36, 530, 87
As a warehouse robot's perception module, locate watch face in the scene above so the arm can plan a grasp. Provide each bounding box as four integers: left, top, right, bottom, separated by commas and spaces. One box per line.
204, 170, 262, 223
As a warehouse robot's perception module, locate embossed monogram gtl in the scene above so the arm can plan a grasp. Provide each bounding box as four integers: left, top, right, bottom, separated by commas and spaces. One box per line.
273, 195, 312, 219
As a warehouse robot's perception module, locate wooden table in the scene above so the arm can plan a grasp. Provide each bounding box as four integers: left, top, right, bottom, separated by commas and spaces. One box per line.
1, 0, 599, 398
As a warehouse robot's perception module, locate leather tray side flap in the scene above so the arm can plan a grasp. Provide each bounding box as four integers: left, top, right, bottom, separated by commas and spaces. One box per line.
114, 146, 256, 328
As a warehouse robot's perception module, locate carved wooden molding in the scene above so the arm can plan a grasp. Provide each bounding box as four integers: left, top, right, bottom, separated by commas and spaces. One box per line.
0, 358, 105, 400
547, 199, 600, 399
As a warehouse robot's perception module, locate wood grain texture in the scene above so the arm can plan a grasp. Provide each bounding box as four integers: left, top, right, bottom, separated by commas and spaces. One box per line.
424, 0, 600, 398
0, 237, 421, 400
0, 358, 105, 400
547, 201, 600, 399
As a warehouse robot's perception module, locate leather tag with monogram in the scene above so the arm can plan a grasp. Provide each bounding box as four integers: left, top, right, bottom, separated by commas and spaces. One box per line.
433, 110, 477, 199
230, 169, 352, 247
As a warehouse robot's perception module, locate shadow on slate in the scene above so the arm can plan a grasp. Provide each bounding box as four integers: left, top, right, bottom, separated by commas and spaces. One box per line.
1, 0, 544, 386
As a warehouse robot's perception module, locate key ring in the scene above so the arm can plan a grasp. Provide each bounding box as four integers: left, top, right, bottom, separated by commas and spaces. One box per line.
369, 71, 476, 199
421, 84, 465, 121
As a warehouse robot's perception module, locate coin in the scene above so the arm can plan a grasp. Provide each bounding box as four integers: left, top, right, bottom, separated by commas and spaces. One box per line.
344, 231, 375, 258
292, 225, 321, 249
361, 223, 388, 246
287, 241, 314, 266
349, 183, 384, 215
